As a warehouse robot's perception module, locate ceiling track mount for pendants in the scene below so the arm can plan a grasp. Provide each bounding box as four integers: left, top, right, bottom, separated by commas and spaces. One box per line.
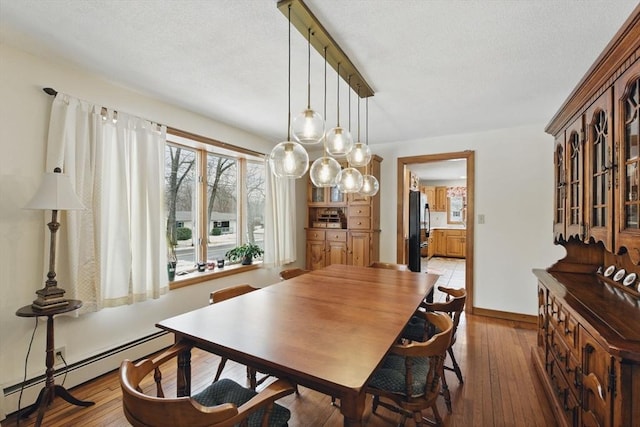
277, 0, 374, 99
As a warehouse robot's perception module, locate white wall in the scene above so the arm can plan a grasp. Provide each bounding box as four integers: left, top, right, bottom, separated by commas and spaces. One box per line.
0, 44, 307, 416
374, 127, 565, 315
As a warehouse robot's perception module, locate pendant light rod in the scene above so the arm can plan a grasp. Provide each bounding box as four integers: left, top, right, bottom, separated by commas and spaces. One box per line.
336, 62, 341, 126
277, 0, 374, 99
348, 75, 352, 133
287, 4, 292, 141
357, 84, 361, 142
323, 45, 328, 157
306, 27, 312, 109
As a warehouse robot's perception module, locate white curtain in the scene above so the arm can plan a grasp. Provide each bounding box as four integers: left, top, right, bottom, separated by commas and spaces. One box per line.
263, 159, 297, 266
45, 94, 167, 313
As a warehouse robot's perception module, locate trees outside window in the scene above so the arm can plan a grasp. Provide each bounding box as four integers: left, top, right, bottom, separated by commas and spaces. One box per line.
164, 135, 265, 277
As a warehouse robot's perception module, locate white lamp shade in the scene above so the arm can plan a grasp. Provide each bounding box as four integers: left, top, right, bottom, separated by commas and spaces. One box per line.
269, 141, 310, 179
359, 174, 379, 197
336, 167, 363, 193
25, 171, 85, 210
310, 156, 341, 187
347, 142, 372, 167
291, 108, 324, 145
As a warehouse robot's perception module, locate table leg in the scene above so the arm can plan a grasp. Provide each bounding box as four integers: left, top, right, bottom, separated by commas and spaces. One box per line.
176, 347, 192, 397
339, 391, 366, 427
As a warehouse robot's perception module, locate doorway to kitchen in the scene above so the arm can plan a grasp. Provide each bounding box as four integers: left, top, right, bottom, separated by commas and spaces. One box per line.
396, 150, 475, 312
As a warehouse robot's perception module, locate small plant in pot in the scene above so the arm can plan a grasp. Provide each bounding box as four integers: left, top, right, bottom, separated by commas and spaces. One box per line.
225, 242, 264, 265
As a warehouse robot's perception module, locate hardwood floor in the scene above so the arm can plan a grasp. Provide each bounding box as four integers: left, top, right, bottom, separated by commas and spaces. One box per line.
2, 312, 556, 427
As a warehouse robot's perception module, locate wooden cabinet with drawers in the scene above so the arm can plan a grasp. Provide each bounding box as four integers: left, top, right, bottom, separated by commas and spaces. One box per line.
535, 9, 640, 426
305, 156, 382, 270
431, 229, 466, 258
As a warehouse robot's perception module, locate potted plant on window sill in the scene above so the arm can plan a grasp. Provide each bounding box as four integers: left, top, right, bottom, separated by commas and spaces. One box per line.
225, 242, 264, 265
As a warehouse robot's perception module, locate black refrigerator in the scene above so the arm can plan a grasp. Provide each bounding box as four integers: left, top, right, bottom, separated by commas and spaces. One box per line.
408, 190, 422, 272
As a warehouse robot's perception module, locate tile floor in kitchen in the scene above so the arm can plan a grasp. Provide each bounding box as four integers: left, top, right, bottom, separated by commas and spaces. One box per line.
422, 256, 466, 302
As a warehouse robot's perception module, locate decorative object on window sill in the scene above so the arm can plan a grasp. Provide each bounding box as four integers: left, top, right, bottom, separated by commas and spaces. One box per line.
225, 242, 265, 266
24, 167, 85, 310
269, 3, 309, 179
291, 27, 324, 145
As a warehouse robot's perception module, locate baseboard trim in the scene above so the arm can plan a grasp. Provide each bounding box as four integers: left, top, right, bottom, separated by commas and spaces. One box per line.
2, 331, 173, 417
472, 307, 537, 325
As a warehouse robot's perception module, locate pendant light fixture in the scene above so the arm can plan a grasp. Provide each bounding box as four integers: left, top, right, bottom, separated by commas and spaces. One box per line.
325, 63, 353, 158
310, 46, 341, 187
359, 97, 379, 196
269, 4, 309, 179
347, 84, 372, 167
291, 27, 324, 145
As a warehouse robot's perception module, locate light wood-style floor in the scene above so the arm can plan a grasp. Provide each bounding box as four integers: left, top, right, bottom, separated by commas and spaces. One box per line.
3, 312, 556, 427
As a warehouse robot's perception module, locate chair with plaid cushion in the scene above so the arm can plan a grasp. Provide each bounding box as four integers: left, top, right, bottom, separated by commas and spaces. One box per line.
403, 286, 466, 413
367, 311, 453, 426
120, 340, 294, 427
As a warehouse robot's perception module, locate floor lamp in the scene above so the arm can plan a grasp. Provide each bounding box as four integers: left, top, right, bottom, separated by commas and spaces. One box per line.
24, 167, 84, 310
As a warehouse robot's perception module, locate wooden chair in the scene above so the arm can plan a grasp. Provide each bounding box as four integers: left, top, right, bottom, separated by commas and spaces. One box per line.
279, 268, 309, 280
119, 340, 295, 427
369, 261, 409, 271
366, 311, 454, 426
403, 286, 467, 413
209, 284, 269, 390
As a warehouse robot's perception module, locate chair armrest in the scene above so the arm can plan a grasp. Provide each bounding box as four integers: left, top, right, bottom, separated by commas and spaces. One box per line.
236, 379, 295, 416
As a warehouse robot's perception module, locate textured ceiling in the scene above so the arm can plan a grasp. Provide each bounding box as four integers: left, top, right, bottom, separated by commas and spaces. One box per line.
1, 0, 638, 150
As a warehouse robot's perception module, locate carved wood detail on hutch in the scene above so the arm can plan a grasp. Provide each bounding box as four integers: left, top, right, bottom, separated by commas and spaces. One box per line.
534, 6, 640, 427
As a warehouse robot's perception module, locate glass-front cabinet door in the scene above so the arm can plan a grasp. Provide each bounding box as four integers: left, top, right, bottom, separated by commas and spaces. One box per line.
585, 90, 613, 250
616, 63, 640, 263
565, 116, 585, 241
554, 135, 567, 242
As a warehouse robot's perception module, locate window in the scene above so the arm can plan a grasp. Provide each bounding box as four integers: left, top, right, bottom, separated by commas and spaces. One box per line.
164, 130, 265, 281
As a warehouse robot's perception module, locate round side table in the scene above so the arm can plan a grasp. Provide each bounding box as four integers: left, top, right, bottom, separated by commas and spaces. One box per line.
16, 300, 94, 426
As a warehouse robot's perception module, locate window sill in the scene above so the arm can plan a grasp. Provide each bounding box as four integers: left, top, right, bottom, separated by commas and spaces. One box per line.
169, 262, 261, 290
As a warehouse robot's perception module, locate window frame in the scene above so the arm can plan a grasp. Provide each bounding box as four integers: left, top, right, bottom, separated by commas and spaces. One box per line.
165, 128, 266, 289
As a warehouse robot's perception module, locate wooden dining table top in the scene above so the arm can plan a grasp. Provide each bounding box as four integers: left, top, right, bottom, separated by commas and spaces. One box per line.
156, 264, 438, 425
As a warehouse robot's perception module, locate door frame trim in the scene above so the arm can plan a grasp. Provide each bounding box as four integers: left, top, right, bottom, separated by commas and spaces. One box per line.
396, 150, 475, 312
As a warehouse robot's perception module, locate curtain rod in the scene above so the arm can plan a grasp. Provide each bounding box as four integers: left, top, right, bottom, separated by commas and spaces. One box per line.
42, 87, 266, 158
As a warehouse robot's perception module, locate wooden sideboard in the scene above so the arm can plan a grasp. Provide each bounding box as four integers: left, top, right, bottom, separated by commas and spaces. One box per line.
534, 6, 640, 427
305, 156, 381, 270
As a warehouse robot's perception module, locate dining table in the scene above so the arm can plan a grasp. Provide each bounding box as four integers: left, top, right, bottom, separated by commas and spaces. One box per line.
156, 263, 438, 426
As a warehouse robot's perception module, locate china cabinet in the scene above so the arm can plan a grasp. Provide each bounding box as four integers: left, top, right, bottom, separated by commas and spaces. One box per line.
535, 7, 640, 427
305, 156, 382, 270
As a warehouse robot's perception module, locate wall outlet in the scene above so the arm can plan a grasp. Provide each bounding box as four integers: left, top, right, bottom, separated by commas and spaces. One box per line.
54, 346, 66, 367
478, 214, 485, 224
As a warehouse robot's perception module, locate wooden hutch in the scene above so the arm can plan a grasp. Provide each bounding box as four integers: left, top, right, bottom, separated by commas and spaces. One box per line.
533, 6, 640, 427
305, 155, 381, 270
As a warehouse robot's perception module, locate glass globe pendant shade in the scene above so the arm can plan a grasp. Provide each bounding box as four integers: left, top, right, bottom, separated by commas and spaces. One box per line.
292, 108, 324, 145
336, 167, 363, 193
310, 156, 341, 187
347, 142, 371, 167
325, 126, 353, 158
269, 141, 309, 179
359, 174, 379, 197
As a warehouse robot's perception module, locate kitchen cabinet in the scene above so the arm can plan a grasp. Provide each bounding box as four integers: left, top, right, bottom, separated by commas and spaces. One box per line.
422, 186, 436, 209
536, 8, 640, 427
305, 156, 382, 270
434, 186, 447, 211
432, 229, 465, 258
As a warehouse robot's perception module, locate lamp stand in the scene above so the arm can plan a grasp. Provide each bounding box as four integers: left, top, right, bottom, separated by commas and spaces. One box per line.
32, 209, 68, 310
